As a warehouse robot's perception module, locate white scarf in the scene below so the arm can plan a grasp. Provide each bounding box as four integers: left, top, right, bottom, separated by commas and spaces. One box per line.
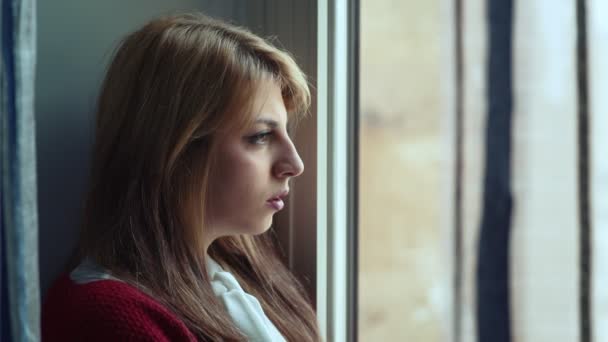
205, 257, 286, 342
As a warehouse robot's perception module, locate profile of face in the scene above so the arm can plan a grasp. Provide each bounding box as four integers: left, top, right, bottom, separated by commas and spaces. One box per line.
205, 81, 304, 241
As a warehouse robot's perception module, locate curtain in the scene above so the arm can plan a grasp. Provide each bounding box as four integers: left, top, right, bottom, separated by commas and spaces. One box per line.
1, 0, 39, 341
445, 0, 605, 341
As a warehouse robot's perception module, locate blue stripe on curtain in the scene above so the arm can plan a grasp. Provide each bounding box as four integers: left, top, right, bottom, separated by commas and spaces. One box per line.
1, 0, 40, 341
576, 0, 591, 341
1, 1, 17, 339
452, 0, 464, 340
475, 0, 514, 341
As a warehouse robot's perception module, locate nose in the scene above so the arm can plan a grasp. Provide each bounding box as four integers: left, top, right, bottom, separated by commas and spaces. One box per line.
273, 138, 304, 179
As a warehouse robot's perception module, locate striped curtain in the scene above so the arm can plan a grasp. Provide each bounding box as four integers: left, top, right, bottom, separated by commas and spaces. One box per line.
443, 0, 607, 341
1, 0, 40, 341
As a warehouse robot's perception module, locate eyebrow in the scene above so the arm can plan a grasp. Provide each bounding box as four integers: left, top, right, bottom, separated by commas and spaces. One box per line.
254, 118, 279, 128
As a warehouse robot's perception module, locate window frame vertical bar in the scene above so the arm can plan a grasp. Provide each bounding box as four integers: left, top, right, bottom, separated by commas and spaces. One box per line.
317, 0, 359, 340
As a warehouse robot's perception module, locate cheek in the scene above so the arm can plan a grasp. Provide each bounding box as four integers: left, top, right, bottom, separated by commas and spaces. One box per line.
217, 152, 268, 205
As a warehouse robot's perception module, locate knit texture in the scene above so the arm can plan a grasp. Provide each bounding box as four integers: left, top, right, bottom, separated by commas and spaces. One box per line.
42, 274, 197, 341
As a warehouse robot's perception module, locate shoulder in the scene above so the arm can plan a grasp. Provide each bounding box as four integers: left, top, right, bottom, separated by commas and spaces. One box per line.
42, 273, 197, 342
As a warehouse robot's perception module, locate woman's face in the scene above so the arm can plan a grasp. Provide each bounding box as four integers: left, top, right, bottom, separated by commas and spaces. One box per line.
205, 81, 304, 242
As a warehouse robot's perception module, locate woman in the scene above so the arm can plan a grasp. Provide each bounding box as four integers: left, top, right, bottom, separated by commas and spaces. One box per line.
42, 12, 320, 341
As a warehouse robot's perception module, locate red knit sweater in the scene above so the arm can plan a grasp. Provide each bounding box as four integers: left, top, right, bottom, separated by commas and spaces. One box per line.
42, 274, 198, 341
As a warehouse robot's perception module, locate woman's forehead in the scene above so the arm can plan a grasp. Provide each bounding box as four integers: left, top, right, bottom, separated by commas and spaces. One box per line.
243, 82, 288, 126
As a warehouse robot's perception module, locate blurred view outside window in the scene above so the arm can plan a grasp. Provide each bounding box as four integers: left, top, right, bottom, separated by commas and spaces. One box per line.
358, 0, 443, 340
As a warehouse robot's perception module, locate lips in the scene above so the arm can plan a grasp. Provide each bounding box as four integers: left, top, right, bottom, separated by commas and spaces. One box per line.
267, 189, 289, 211
267, 198, 285, 211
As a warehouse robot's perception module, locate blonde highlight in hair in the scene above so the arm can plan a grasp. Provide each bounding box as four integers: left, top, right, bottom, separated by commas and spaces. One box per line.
76, 12, 319, 341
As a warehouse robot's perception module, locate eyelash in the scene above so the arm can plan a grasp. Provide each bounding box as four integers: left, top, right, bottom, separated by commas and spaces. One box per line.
248, 131, 273, 145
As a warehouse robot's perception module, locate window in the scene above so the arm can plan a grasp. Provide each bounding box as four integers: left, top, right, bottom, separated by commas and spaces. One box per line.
358, 0, 443, 340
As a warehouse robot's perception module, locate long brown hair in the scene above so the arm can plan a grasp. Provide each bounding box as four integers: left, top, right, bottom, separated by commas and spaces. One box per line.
76, 12, 320, 341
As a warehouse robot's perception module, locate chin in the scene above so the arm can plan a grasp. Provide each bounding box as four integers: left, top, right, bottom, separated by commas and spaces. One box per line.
251, 217, 274, 235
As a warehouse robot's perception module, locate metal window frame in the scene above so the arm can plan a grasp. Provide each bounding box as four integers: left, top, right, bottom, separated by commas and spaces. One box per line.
316, 0, 359, 341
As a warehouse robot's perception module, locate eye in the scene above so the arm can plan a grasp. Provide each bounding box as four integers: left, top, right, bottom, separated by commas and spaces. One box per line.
247, 131, 273, 145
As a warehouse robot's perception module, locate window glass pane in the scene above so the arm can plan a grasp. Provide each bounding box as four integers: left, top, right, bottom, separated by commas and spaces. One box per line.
358, 0, 443, 340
